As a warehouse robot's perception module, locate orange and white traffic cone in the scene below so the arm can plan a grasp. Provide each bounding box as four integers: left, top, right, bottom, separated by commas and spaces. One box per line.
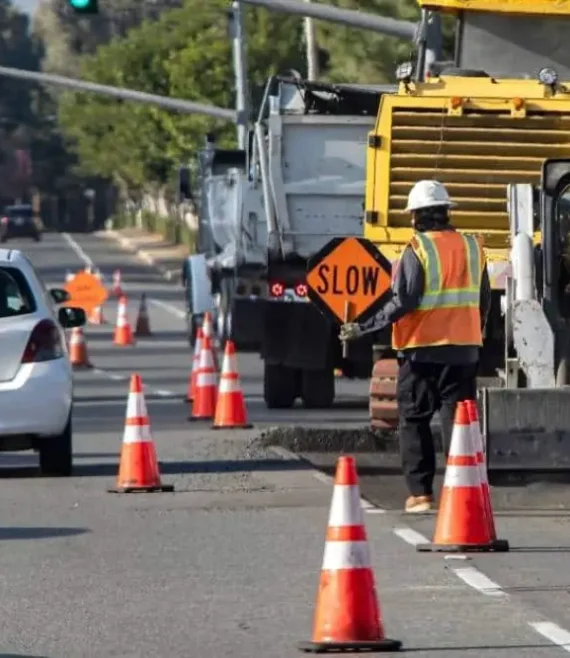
299, 455, 402, 653
69, 327, 92, 370
202, 311, 219, 371
134, 293, 152, 337
89, 304, 107, 325
186, 327, 203, 403
113, 295, 135, 346
108, 374, 174, 494
111, 269, 123, 297
212, 340, 252, 429
417, 401, 492, 553
188, 335, 217, 421
465, 399, 509, 552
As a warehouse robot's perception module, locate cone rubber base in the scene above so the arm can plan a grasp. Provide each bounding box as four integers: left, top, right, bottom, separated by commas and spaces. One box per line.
212, 423, 253, 430
298, 639, 402, 653
108, 484, 174, 494
416, 538, 510, 553
187, 416, 213, 422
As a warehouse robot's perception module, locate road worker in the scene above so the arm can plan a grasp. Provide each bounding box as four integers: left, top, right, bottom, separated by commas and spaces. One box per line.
340, 180, 491, 513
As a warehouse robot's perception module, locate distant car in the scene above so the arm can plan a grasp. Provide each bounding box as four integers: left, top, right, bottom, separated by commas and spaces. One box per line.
0, 204, 42, 243
0, 249, 86, 476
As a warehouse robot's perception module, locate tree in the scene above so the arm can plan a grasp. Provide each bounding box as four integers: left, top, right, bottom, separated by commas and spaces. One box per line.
57, 0, 306, 191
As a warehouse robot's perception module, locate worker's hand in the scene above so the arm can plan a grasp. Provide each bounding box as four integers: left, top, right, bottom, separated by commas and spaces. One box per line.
339, 322, 362, 342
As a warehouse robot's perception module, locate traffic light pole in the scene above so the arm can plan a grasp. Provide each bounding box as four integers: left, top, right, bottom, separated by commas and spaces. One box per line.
0, 65, 237, 122
228, 1, 250, 149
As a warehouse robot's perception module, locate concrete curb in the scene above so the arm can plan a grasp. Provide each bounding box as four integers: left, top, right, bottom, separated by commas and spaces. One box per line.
100, 229, 181, 282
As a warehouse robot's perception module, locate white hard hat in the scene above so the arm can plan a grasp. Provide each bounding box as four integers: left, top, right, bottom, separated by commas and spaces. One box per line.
405, 180, 457, 212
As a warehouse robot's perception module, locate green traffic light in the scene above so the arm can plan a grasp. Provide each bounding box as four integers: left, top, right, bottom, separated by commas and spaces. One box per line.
68, 0, 98, 13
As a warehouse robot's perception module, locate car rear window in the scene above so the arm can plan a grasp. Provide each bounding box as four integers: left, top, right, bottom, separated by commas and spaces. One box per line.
6, 207, 33, 218
0, 267, 36, 318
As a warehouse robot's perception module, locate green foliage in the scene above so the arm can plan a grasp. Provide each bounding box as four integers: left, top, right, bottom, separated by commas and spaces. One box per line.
55, 0, 457, 194
57, 0, 306, 189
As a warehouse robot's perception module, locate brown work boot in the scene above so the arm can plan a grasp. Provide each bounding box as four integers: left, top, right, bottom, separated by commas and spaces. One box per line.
405, 495, 433, 514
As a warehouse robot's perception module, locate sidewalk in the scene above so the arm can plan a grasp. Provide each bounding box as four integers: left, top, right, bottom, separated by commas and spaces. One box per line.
98, 227, 190, 280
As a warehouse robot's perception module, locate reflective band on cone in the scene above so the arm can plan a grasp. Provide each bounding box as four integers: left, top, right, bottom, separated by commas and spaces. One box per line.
417, 401, 494, 553
212, 340, 252, 429
186, 327, 203, 403
108, 373, 174, 494
299, 456, 402, 653
465, 399, 509, 552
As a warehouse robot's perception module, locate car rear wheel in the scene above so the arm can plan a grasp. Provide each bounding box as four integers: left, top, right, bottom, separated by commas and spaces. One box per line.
39, 412, 73, 477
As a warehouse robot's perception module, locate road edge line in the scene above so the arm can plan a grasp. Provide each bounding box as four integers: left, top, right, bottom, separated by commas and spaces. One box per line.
268, 445, 383, 512
99, 229, 179, 281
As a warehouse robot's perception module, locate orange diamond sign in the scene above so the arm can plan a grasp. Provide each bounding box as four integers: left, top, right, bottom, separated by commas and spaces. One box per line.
64, 270, 108, 315
306, 237, 392, 323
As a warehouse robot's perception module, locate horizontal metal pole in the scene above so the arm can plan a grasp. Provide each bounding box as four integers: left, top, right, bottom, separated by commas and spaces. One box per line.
238, 0, 418, 40
0, 65, 238, 122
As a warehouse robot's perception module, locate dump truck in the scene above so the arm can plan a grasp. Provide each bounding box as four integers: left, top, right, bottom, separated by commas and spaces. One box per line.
362, 0, 570, 473
185, 136, 266, 351
253, 75, 395, 409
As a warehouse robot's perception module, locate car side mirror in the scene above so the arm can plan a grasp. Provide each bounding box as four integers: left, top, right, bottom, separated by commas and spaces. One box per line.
50, 288, 71, 304
58, 306, 86, 328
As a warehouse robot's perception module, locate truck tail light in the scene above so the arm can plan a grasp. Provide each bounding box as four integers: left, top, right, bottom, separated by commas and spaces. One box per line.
294, 283, 308, 297
21, 319, 64, 363
269, 281, 285, 298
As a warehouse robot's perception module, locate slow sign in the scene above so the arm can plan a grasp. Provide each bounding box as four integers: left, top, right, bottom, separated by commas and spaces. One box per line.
306, 237, 392, 324
64, 270, 108, 315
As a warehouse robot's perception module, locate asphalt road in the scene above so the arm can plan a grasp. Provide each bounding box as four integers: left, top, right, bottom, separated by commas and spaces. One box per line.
0, 231, 569, 657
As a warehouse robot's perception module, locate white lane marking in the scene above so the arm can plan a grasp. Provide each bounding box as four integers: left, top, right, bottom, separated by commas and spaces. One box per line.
451, 566, 507, 598
529, 622, 570, 652
61, 232, 94, 268
90, 368, 177, 397
155, 389, 176, 397
393, 526, 430, 546
365, 508, 386, 515
148, 297, 186, 320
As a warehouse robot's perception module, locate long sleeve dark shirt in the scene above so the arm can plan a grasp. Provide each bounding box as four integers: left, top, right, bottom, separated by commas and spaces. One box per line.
364, 227, 492, 365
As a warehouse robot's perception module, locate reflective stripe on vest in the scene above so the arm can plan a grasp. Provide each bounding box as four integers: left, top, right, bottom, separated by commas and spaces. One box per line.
392, 230, 484, 350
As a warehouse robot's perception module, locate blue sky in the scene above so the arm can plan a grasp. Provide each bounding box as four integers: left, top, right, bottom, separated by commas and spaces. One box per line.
14, 0, 38, 14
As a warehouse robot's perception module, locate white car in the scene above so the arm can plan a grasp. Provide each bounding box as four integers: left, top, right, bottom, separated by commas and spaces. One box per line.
0, 249, 86, 476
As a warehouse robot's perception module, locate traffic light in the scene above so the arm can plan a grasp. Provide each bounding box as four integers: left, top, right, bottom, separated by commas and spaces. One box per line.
68, 0, 99, 14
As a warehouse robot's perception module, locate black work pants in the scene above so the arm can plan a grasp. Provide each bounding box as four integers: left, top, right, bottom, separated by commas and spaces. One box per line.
396, 359, 478, 497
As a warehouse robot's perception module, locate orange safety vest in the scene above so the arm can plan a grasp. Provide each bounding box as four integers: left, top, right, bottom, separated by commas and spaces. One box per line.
392, 230, 485, 351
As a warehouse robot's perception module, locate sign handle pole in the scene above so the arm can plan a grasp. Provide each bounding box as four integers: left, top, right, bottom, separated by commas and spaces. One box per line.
342, 300, 353, 359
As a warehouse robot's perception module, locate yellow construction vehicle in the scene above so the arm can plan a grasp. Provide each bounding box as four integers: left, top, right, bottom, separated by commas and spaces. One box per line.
365, 0, 570, 474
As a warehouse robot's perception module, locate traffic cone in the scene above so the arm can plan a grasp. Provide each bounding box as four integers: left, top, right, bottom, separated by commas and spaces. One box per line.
134, 293, 152, 337
465, 399, 509, 552
212, 340, 252, 429
186, 327, 203, 403
89, 304, 107, 325
188, 335, 217, 421
108, 374, 174, 494
113, 295, 135, 346
69, 327, 92, 370
299, 456, 402, 653
202, 311, 219, 371
111, 269, 123, 297
417, 401, 492, 553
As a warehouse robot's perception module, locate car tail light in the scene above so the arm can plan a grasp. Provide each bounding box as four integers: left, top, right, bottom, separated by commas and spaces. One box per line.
295, 283, 308, 297
269, 281, 285, 297
21, 319, 64, 363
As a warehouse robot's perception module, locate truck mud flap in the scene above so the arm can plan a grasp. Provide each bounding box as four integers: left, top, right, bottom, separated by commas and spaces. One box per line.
480, 387, 570, 476
232, 298, 263, 350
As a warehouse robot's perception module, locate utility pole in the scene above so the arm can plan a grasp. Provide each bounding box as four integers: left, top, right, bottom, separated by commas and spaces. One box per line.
304, 0, 319, 81
229, 1, 250, 149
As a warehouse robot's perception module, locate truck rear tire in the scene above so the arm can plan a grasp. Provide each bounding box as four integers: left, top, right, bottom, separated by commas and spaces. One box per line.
301, 368, 335, 409
264, 363, 297, 409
